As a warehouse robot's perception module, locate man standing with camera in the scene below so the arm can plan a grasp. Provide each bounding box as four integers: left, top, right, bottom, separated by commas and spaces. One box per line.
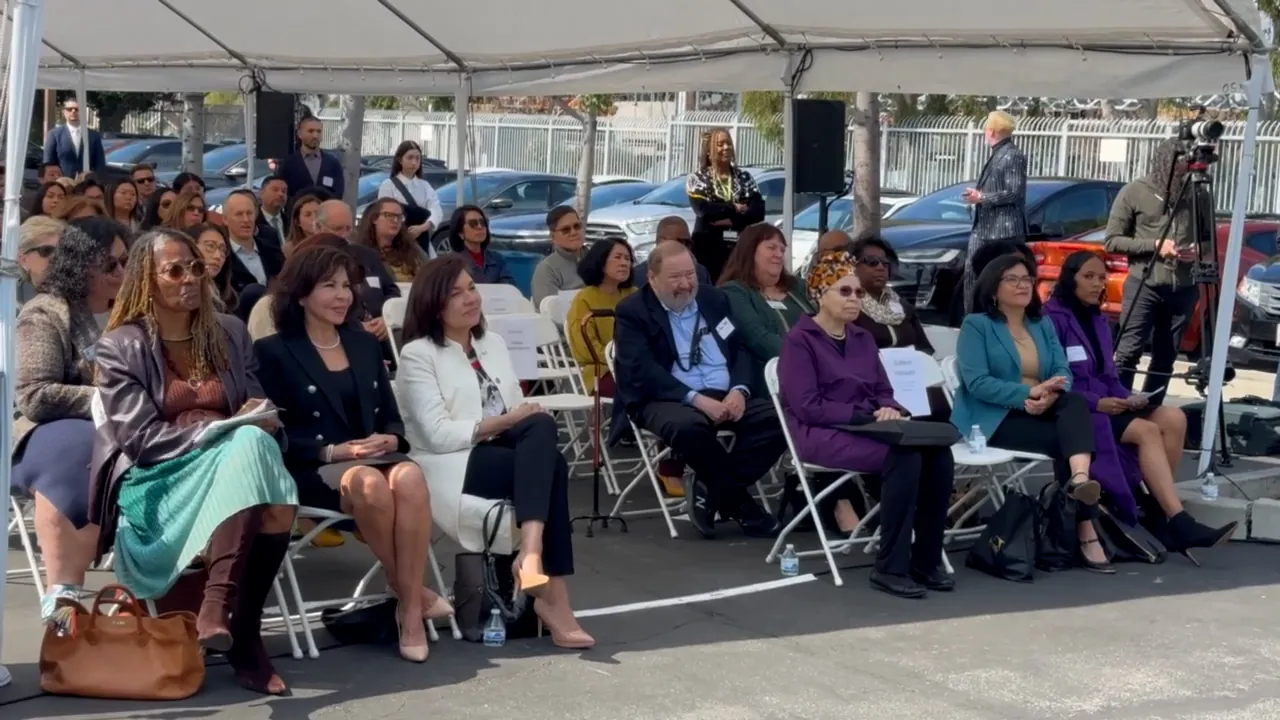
1105, 138, 1214, 403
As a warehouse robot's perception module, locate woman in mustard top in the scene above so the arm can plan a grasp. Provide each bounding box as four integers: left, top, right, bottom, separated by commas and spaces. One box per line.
565, 238, 636, 396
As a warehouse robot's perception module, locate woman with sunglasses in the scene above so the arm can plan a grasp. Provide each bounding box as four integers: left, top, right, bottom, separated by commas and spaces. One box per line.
779, 250, 956, 598
90, 229, 298, 695
14, 218, 128, 629
142, 188, 177, 231
448, 204, 515, 285
17, 216, 65, 304
848, 236, 934, 354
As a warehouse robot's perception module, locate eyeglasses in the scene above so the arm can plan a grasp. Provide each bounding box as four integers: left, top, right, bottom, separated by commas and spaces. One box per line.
101, 255, 127, 274
464, 218, 487, 229
1001, 275, 1034, 288
836, 285, 867, 299
857, 257, 891, 268
23, 245, 55, 259
158, 259, 208, 281
556, 222, 583, 234
379, 211, 404, 223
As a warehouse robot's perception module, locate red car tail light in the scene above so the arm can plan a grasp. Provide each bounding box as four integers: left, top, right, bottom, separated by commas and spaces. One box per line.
1104, 254, 1128, 273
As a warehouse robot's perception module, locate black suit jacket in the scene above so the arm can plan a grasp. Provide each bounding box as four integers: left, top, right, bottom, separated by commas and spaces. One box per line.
227, 231, 286, 294
613, 284, 752, 420
278, 151, 345, 200
253, 326, 408, 471
970, 138, 1028, 243
343, 242, 400, 319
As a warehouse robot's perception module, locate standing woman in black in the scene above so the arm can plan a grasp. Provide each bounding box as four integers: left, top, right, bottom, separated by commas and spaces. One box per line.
685, 127, 764, 282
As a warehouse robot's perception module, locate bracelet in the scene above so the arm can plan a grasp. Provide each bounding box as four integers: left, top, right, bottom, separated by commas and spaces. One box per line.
323, 444, 334, 463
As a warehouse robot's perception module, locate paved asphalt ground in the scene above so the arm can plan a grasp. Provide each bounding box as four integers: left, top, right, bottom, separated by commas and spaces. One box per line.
2, 366, 1280, 719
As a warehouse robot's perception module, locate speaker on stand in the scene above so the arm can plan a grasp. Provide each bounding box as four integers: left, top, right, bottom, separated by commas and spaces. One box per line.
254, 91, 297, 160
792, 99, 848, 234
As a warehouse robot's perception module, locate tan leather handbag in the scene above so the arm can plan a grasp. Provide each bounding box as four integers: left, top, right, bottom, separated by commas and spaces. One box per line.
39, 584, 205, 700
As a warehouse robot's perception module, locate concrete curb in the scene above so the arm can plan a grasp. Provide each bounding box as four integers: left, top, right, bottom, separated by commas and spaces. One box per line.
1176, 467, 1280, 541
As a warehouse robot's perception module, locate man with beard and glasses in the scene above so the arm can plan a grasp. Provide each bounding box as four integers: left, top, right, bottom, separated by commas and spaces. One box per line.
613, 241, 784, 539
1105, 138, 1212, 403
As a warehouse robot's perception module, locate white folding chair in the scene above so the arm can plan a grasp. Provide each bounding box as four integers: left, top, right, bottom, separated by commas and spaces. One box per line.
7, 495, 44, 597
395, 281, 412, 298
384, 296, 408, 362
477, 283, 536, 315
922, 324, 960, 360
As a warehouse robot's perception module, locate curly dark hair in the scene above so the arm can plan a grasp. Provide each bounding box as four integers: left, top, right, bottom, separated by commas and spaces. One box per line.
577, 238, 634, 288
270, 245, 361, 336
40, 216, 128, 302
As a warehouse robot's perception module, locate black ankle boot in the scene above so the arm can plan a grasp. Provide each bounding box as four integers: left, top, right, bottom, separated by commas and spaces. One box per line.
1166, 511, 1236, 553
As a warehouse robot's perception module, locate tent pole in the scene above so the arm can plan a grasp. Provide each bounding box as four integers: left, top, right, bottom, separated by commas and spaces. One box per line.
0, 0, 46, 691
76, 69, 86, 174
454, 76, 471, 199
242, 88, 256, 186
1198, 56, 1267, 477
781, 87, 794, 269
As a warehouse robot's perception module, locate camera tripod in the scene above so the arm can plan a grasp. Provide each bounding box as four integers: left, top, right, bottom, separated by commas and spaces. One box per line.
1113, 149, 1233, 470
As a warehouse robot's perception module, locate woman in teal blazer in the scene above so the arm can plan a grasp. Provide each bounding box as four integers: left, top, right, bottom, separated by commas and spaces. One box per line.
951, 253, 1113, 572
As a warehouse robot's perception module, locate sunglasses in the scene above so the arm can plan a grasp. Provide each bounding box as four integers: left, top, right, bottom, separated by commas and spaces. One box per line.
134, 176, 156, 184
158, 259, 208, 281
464, 218, 487, 229
835, 285, 867, 299
24, 245, 55, 259
101, 256, 127, 274
857, 257, 891, 268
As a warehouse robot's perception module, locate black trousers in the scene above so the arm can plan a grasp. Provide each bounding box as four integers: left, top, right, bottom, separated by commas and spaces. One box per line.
462, 414, 574, 577
1114, 275, 1199, 401
873, 446, 955, 577
990, 392, 1099, 520
638, 392, 786, 512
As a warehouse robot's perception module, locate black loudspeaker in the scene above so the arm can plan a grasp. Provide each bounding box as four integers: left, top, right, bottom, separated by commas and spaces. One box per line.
254, 92, 296, 160
792, 99, 847, 194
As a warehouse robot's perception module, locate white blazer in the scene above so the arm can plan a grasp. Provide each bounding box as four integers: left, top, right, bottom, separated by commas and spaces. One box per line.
397, 330, 525, 553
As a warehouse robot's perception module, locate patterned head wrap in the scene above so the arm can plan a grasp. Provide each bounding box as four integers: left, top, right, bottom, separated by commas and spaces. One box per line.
805, 250, 858, 305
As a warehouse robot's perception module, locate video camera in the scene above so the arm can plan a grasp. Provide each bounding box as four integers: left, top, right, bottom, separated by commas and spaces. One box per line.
1176, 105, 1225, 167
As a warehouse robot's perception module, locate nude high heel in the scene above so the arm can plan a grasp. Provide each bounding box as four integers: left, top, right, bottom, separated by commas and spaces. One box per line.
395, 606, 428, 663
514, 554, 549, 596
534, 598, 595, 650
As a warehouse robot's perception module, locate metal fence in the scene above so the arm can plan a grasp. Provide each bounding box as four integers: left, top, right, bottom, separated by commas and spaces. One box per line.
114, 107, 1280, 214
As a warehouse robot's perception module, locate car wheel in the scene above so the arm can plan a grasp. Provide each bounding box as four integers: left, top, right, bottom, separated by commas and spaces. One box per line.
430, 227, 451, 257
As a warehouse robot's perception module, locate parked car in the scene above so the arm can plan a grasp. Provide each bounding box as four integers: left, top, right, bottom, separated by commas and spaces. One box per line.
106, 139, 219, 172
485, 181, 660, 255
1032, 219, 1280, 360
1235, 249, 1280, 366
582, 168, 823, 265
859, 178, 1126, 325
421, 171, 577, 250
363, 154, 446, 172
353, 167, 474, 223
154, 143, 252, 189
787, 189, 919, 269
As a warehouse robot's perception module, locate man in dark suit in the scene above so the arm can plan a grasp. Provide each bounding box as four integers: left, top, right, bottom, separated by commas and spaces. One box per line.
277, 116, 344, 200
632, 215, 712, 288
962, 110, 1028, 311
255, 175, 290, 244
614, 241, 784, 539
42, 99, 106, 179
223, 190, 286, 321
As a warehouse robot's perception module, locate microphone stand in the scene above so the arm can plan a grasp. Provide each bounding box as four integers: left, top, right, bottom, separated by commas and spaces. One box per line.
570, 312, 628, 537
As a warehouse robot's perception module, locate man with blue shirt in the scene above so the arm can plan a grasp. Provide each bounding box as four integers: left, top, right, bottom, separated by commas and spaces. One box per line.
613, 241, 784, 538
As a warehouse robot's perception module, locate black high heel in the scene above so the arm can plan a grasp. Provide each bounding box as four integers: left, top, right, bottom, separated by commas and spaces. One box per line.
1166, 511, 1237, 567
1067, 472, 1102, 506
1078, 538, 1115, 574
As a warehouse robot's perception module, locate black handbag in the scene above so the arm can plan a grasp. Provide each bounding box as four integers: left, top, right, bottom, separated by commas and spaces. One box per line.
320, 599, 399, 646
839, 419, 962, 448
965, 490, 1039, 582
452, 503, 538, 643
1093, 505, 1167, 564
1036, 482, 1077, 572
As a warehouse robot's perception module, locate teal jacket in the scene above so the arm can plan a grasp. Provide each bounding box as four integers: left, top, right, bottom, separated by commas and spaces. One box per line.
950, 312, 1072, 439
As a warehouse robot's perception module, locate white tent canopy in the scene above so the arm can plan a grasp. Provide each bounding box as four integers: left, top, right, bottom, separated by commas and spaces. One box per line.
21, 0, 1267, 96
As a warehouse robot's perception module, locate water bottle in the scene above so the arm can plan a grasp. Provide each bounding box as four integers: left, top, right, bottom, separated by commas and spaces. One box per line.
968, 424, 986, 454
780, 544, 800, 577
1201, 472, 1219, 502
482, 608, 507, 647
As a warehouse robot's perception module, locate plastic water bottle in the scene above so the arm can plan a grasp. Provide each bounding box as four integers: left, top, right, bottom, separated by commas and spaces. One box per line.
482, 608, 506, 647
968, 425, 987, 454
780, 544, 800, 576
1201, 472, 1219, 502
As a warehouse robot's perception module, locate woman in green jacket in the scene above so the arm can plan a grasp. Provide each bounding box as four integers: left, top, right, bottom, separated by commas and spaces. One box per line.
718, 223, 813, 396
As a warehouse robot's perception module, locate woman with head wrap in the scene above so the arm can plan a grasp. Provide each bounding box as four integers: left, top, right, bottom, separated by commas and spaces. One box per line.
779, 251, 956, 599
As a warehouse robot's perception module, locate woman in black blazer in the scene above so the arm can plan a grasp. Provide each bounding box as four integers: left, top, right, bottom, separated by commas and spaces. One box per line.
253, 245, 448, 664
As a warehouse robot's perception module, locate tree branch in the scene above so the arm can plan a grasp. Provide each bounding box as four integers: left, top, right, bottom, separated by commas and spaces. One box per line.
553, 97, 587, 124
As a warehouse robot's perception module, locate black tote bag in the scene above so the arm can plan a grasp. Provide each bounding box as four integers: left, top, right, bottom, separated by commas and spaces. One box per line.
452, 503, 538, 642
965, 490, 1040, 582
1036, 482, 1077, 572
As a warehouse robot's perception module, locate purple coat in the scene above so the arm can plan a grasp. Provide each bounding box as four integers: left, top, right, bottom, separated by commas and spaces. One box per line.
1044, 298, 1143, 523
777, 315, 907, 473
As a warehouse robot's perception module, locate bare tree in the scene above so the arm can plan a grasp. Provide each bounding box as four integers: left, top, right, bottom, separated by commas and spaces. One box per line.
554, 95, 614, 218
850, 92, 882, 237
338, 95, 365, 208
181, 93, 205, 175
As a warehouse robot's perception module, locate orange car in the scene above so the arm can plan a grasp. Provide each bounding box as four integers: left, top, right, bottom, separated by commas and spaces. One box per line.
1031, 220, 1280, 354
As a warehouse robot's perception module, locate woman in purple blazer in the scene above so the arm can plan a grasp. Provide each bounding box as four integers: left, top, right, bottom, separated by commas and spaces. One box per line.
778, 251, 955, 599
1046, 251, 1235, 560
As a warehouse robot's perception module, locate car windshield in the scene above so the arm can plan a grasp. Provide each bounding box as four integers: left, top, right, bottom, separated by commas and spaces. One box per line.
1073, 228, 1107, 243
201, 144, 246, 172
637, 177, 691, 207
435, 174, 517, 205
891, 182, 1060, 222
794, 198, 853, 231
557, 182, 653, 209
106, 141, 166, 163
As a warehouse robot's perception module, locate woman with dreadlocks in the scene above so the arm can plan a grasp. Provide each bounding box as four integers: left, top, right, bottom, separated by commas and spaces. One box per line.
89, 228, 298, 696
684, 126, 764, 282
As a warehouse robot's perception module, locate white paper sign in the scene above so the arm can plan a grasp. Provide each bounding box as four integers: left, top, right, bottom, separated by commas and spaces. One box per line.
1098, 138, 1128, 164
486, 316, 539, 380
878, 348, 932, 418
556, 289, 580, 325
483, 294, 513, 315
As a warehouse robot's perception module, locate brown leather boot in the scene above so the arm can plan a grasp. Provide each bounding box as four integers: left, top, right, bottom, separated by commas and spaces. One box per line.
197, 508, 262, 652
228, 531, 292, 696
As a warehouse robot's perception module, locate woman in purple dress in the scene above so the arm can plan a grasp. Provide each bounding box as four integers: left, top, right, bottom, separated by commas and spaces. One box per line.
1045, 251, 1236, 562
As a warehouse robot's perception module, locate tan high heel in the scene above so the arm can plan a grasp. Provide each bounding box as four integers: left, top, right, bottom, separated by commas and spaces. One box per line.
514, 554, 549, 596
534, 598, 594, 650
395, 607, 428, 663
423, 593, 455, 621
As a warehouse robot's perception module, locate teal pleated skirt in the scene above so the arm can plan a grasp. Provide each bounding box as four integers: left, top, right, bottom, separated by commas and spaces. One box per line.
114, 425, 299, 599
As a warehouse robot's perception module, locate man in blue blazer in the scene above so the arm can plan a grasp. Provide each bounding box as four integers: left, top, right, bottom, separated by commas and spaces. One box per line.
276, 115, 344, 200
42, 99, 105, 178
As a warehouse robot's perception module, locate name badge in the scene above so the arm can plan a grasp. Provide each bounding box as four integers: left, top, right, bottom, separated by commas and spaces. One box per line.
1066, 345, 1088, 363
321, 176, 334, 188
766, 300, 787, 310
715, 317, 735, 340
366, 276, 381, 289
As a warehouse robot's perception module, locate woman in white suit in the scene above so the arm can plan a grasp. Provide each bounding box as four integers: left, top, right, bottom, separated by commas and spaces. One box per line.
396, 256, 594, 649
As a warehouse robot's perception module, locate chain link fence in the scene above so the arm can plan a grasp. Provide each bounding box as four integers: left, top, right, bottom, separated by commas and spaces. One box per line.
111, 107, 1280, 213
